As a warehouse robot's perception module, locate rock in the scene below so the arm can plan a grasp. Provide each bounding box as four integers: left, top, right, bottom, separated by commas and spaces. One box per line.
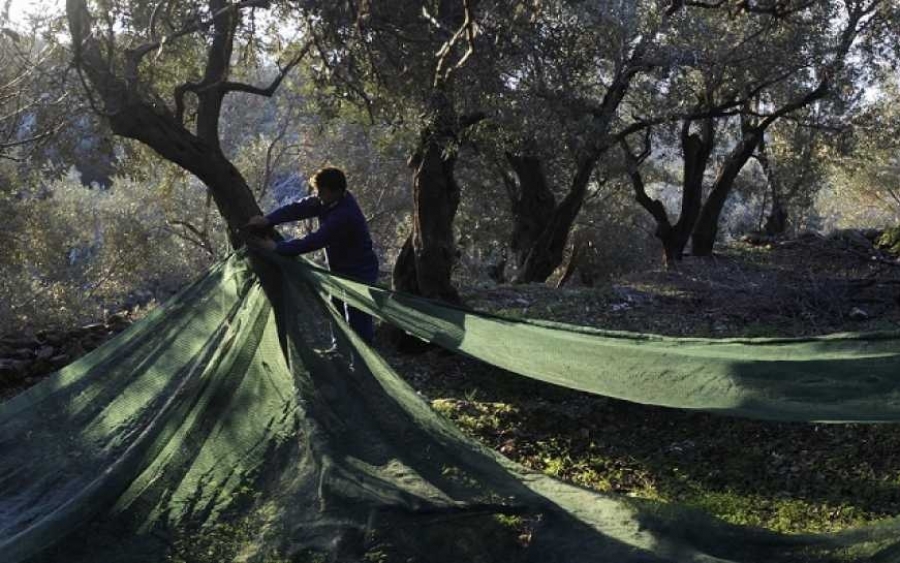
35, 345, 55, 360
0, 358, 29, 383
10, 348, 35, 360
848, 307, 869, 321
0, 336, 40, 349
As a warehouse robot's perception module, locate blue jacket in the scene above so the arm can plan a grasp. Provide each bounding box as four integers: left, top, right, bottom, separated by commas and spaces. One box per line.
266, 192, 379, 280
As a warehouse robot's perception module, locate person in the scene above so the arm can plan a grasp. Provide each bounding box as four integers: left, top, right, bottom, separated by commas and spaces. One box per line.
245, 167, 379, 344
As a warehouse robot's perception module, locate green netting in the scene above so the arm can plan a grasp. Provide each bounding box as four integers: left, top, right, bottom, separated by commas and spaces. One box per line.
2, 251, 900, 563
278, 252, 900, 423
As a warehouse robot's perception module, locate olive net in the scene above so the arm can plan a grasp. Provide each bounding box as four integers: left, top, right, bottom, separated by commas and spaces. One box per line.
2, 251, 900, 563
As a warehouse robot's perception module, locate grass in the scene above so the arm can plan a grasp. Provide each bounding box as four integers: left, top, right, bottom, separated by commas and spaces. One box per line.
425, 383, 898, 534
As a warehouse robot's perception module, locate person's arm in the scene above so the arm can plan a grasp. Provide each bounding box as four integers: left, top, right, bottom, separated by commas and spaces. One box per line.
274, 213, 342, 256
265, 195, 322, 226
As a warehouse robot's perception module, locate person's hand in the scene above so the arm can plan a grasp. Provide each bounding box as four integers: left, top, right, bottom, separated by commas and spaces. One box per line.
246, 236, 277, 252
244, 215, 269, 231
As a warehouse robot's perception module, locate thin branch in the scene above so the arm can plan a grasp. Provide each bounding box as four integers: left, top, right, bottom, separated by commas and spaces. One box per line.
620, 134, 671, 231
681, 0, 818, 17
167, 219, 215, 256
434, 0, 478, 88
220, 41, 312, 97
0, 119, 67, 150
125, 0, 271, 74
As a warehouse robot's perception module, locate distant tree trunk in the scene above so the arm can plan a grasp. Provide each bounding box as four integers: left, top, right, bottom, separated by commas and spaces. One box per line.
555, 233, 585, 288
392, 236, 420, 295
672, 117, 715, 259
691, 120, 764, 257
621, 134, 670, 267
392, 90, 480, 303
515, 154, 597, 283
501, 151, 556, 270
555, 232, 598, 288
621, 116, 714, 269
755, 135, 788, 236
505, 33, 646, 284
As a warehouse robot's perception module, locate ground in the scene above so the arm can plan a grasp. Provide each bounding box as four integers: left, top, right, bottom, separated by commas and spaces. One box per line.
3, 232, 900, 536
381, 233, 900, 534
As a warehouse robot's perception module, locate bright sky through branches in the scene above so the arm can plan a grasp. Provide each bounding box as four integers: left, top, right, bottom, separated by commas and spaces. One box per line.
3, 0, 62, 27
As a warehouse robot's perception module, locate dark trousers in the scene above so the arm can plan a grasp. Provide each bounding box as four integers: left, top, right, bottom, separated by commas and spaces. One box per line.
330, 266, 378, 345
331, 297, 374, 344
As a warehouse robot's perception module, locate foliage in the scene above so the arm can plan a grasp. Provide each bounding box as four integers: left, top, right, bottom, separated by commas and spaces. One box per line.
876, 226, 900, 255
0, 167, 221, 331
821, 75, 900, 228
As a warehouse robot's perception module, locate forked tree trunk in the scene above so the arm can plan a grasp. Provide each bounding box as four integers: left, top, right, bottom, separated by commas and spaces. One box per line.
392, 90, 462, 303
515, 155, 596, 283
621, 116, 714, 270
67, 0, 265, 248
669, 117, 714, 261
691, 127, 763, 256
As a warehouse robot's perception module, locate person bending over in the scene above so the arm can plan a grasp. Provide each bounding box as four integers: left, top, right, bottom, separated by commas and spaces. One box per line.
246, 167, 379, 344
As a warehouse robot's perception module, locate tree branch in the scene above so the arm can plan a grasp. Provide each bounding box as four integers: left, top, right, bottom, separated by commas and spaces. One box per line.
219, 41, 312, 97
620, 134, 671, 232
434, 0, 478, 88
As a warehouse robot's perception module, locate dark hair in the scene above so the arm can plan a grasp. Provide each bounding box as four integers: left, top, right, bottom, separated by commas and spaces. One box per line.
310, 167, 347, 193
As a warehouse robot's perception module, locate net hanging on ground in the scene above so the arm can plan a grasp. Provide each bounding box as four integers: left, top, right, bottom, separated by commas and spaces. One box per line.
2, 251, 900, 563
284, 251, 900, 424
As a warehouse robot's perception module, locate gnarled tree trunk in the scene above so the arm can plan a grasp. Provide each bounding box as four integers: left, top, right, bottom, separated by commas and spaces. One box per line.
501, 151, 556, 270
691, 125, 764, 257
670, 117, 714, 261
621, 116, 715, 269
66, 0, 309, 247
392, 90, 464, 303
514, 154, 596, 283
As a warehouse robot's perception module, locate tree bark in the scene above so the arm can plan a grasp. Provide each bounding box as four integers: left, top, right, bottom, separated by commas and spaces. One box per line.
515, 154, 596, 283
756, 135, 788, 236
691, 125, 763, 256
392, 90, 462, 303
503, 152, 556, 269
66, 0, 305, 248
671, 116, 714, 260
621, 117, 714, 270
